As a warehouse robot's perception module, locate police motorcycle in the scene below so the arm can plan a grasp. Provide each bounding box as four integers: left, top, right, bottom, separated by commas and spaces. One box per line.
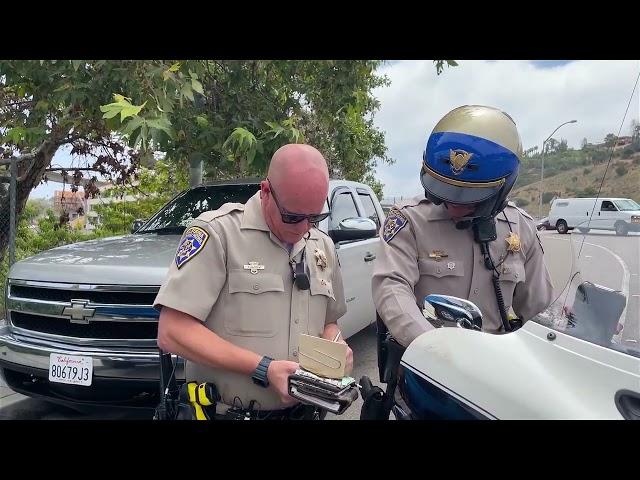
360, 277, 640, 420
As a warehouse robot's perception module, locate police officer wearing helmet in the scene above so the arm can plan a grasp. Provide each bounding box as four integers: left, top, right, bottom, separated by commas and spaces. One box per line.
372, 105, 554, 348
154, 144, 351, 420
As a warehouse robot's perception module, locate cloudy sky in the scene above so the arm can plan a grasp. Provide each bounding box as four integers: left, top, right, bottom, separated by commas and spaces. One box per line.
31, 60, 639, 200
373, 60, 639, 198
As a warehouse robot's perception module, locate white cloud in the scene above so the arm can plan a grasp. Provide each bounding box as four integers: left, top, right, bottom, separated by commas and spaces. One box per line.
373, 60, 640, 197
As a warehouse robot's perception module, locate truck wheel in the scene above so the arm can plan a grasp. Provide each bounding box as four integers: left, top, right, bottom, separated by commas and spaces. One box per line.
556, 220, 568, 234
615, 221, 628, 236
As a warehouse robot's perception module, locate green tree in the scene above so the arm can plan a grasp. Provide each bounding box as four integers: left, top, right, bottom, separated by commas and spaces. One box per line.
0, 60, 458, 260
604, 133, 618, 147
91, 160, 188, 235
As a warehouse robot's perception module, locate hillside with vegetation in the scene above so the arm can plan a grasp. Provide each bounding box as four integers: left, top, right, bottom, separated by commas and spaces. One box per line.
510, 132, 640, 218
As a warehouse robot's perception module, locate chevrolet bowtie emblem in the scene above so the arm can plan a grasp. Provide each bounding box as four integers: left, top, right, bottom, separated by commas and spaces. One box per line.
62, 299, 95, 324
449, 149, 473, 175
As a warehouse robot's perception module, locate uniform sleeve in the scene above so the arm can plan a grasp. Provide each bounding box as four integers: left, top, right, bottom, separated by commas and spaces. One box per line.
153, 218, 227, 322
371, 210, 435, 347
326, 248, 347, 325
513, 225, 555, 322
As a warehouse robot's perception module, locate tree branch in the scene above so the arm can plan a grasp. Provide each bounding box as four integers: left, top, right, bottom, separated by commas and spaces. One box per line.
1, 99, 35, 109
0, 138, 59, 166
45, 167, 105, 173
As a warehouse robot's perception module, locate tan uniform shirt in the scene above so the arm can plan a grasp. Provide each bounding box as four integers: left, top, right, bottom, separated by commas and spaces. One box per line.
372, 196, 554, 347
154, 192, 347, 410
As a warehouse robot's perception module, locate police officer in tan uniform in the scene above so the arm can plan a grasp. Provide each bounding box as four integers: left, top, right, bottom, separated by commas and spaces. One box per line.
154, 144, 351, 419
373, 105, 554, 348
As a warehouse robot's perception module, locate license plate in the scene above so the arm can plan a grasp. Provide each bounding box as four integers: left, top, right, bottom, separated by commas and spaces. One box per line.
49, 353, 93, 386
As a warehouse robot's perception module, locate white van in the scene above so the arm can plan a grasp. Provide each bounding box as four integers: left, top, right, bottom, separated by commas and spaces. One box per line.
548, 197, 640, 235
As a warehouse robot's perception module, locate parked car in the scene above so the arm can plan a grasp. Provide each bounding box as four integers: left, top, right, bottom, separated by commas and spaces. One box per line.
536, 216, 552, 231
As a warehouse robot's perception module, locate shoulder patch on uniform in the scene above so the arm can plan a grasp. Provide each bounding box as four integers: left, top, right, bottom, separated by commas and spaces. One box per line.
175, 226, 209, 269
382, 208, 408, 243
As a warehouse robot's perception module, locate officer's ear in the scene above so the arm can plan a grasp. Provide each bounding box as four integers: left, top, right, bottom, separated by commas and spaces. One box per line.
259, 180, 270, 198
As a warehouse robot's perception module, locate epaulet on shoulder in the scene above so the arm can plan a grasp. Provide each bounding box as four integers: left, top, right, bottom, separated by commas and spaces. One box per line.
393, 195, 430, 212
197, 203, 245, 223
506, 201, 533, 221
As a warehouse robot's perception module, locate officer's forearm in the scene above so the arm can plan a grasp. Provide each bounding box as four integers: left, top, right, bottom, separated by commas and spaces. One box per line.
158, 306, 262, 375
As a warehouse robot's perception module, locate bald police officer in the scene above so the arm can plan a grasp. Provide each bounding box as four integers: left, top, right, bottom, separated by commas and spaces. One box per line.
155, 144, 351, 419
373, 105, 554, 348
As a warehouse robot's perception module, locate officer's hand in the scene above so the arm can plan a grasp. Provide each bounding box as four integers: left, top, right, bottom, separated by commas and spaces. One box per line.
267, 360, 299, 406
339, 340, 354, 376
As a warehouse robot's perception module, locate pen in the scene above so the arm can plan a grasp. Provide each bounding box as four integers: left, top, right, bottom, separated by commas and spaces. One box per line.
332, 331, 341, 342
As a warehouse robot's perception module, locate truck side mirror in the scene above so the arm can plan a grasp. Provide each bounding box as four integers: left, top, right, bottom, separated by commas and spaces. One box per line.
131, 219, 147, 233
329, 217, 377, 243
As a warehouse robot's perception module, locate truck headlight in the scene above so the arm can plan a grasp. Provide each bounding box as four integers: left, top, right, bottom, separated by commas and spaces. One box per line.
632, 216, 640, 223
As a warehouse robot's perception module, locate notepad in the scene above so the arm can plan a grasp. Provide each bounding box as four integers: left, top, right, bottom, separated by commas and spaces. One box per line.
298, 334, 348, 379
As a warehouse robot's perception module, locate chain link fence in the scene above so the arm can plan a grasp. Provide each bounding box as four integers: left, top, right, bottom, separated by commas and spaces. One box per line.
0, 158, 17, 315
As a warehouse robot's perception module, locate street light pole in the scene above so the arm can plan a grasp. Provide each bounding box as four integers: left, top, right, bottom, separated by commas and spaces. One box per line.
538, 120, 578, 219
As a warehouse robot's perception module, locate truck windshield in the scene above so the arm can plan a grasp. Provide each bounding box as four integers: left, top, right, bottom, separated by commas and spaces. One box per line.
613, 199, 640, 211
138, 184, 260, 233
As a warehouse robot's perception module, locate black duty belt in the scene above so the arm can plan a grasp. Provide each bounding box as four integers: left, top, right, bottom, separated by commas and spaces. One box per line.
219, 403, 323, 420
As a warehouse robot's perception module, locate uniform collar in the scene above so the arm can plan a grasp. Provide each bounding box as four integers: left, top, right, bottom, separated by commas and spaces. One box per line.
425, 203, 519, 225
497, 209, 519, 225
241, 192, 269, 232
425, 203, 453, 222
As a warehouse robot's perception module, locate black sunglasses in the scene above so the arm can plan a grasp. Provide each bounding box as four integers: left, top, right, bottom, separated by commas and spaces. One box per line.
267, 178, 330, 224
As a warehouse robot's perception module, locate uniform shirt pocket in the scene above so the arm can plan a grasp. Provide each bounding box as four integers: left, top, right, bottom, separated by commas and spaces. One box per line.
309, 275, 336, 301
225, 270, 285, 337
418, 259, 465, 278
498, 262, 526, 284
228, 271, 285, 294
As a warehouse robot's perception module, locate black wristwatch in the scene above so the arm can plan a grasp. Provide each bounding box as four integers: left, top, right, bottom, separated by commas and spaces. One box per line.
251, 356, 273, 388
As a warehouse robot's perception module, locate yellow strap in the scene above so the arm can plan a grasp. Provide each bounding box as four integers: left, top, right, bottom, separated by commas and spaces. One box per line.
187, 382, 208, 420
197, 383, 214, 406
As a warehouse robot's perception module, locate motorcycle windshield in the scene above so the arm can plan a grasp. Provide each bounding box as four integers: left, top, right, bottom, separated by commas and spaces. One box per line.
532, 110, 640, 360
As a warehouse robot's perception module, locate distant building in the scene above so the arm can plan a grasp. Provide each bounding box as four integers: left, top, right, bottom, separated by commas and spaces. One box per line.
613, 136, 633, 150
53, 190, 87, 222
85, 193, 139, 231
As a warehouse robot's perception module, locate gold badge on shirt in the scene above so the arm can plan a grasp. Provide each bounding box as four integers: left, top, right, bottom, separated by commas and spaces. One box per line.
505, 232, 521, 253
314, 248, 327, 270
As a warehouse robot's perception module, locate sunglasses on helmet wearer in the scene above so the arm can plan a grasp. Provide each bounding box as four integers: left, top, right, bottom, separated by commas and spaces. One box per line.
267, 178, 331, 224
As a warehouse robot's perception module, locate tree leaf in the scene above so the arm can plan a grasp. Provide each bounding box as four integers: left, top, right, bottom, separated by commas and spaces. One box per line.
195, 115, 209, 128
181, 84, 195, 102
191, 78, 204, 95
121, 116, 145, 136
